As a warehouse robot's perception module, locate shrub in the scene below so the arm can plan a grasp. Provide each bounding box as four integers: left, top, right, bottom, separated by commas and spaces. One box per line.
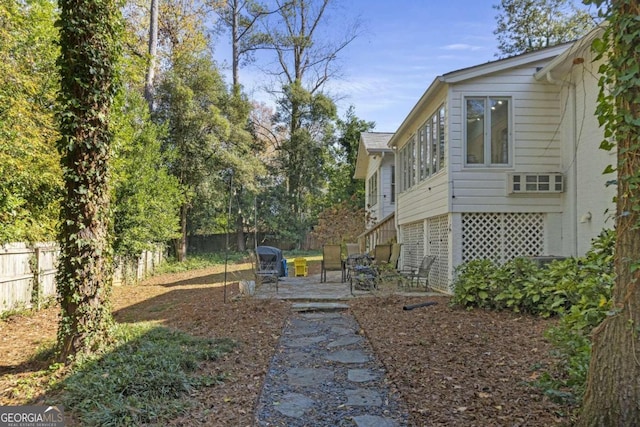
451, 259, 501, 309
451, 228, 615, 403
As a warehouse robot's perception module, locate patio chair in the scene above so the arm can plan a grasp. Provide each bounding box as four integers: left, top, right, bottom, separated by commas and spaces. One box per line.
346, 243, 360, 257
401, 255, 436, 289
372, 244, 392, 266
321, 244, 345, 283
388, 243, 401, 269
370, 243, 403, 289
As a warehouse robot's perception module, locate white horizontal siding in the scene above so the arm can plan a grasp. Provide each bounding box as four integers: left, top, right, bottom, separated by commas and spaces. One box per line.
380, 156, 396, 219
454, 198, 563, 212
449, 60, 563, 214
397, 172, 449, 224
570, 53, 616, 255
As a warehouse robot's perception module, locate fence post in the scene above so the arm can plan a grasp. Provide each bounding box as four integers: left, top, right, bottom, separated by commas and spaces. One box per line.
32, 246, 42, 309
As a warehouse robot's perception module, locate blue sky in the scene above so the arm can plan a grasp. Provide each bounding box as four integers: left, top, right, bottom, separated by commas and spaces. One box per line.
216, 1, 501, 132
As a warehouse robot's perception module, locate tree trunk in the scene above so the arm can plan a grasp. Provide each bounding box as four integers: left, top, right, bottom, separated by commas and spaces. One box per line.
231, 0, 239, 89
176, 203, 188, 262
577, 3, 640, 424
144, 0, 158, 111
236, 211, 245, 251
56, 0, 120, 360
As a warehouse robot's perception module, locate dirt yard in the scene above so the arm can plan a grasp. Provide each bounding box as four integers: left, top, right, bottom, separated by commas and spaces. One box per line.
0, 261, 574, 426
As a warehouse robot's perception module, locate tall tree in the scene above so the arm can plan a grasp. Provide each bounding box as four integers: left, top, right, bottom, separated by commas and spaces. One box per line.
577, 1, 640, 425
493, 0, 594, 57
331, 106, 374, 207
215, 0, 287, 251
56, 0, 121, 358
262, 0, 359, 235
111, 90, 182, 259
154, 52, 231, 261
144, 0, 159, 110
215, 0, 278, 90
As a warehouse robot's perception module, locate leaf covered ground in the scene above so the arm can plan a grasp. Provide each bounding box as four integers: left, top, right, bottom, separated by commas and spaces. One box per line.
0, 262, 574, 426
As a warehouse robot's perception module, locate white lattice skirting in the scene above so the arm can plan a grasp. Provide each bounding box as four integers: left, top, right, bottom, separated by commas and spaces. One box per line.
461, 212, 544, 264
427, 215, 450, 292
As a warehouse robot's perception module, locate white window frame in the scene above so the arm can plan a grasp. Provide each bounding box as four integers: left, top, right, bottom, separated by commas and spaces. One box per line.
390, 165, 396, 203
417, 104, 446, 182
464, 96, 512, 168
368, 171, 378, 207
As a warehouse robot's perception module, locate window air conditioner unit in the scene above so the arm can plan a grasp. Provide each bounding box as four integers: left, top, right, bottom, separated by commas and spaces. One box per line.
508, 173, 564, 194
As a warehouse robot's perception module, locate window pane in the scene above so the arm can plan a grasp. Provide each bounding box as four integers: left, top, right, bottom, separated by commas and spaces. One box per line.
425, 122, 431, 177
490, 98, 509, 164
419, 127, 426, 180
390, 165, 395, 203
431, 115, 438, 173
409, 138, 415, 187
402, 147, 408, 191
439, 107, 445, 170
466, 98, 484, 164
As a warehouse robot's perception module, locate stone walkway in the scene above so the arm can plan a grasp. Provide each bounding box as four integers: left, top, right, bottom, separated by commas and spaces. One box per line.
254, 309, 408, 427
253, 271, 421, 426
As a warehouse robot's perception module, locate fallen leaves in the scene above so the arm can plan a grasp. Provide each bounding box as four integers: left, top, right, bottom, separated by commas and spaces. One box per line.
1, 268, 575, 426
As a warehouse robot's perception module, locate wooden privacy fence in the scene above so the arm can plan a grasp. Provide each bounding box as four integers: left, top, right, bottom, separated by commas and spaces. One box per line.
0, 243, 164, 314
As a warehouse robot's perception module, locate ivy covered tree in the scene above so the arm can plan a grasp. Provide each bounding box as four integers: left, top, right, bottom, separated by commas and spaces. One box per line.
577, 1, 640, 424
493, 0, 594, 57
55, 0, 122, 358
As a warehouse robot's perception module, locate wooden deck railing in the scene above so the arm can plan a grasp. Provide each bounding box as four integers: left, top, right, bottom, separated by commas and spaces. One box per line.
359, 213, 396, 252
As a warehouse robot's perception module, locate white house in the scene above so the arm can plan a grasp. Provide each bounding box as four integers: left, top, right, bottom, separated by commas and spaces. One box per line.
533, 26, 615, 256
354, 132, 396, 249
389, 34, 614, 293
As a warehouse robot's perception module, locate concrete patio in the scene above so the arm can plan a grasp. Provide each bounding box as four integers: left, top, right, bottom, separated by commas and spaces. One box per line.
253, 270, 436, 302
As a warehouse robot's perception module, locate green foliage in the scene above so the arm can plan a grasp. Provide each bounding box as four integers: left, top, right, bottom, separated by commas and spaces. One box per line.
578, 3, 640, 424
540, 230, 614, 401
58, 323, 235, 426
493, 0, 594, 58
451, 259, 504, 309
111, 91, 182, 258
154, 50, 237, 257
327, 106, 374, 208
0, 0, 62, 243
259, 80, 338, 243
154, 252, 247, 275
452, 229, 614, 317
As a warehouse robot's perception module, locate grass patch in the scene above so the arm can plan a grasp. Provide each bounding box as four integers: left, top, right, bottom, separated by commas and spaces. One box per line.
58, 322, 236, 426
155, 250, 322, 276
1, 303, 35, 321
155, 252, 248, 275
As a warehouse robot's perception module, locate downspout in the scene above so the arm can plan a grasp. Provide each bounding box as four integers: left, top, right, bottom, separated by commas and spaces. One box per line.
391, 145, 401, 260
546, 71, 578, 256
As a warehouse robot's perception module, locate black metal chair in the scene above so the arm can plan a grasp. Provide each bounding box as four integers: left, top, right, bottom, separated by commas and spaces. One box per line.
401, 255, 436, 289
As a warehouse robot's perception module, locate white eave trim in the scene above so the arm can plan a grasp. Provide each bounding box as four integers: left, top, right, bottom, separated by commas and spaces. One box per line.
389, 44, 570, 149
534, 25, 606, 82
